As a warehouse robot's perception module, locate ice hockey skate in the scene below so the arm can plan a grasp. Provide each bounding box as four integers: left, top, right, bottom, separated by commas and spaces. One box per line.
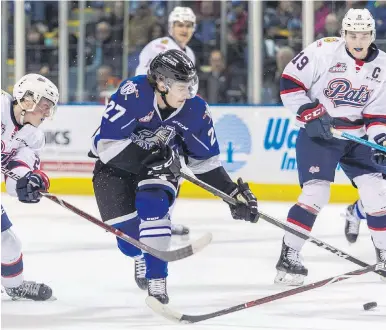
274, 240, 308, 286
4, 281, 53, 301
134, 255, 148, 290
343, 204, 362, 243
148, 278, 169, 304
374, 244, 386, 281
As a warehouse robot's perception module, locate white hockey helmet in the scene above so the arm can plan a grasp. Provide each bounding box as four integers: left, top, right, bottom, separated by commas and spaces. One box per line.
341, 8, 376, 42
168, 7, 196, 34
13, 73, 59, 118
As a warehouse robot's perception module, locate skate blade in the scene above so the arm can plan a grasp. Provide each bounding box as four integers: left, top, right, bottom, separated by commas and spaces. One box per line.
9, 294, 57, 302
274, 270, 305, 286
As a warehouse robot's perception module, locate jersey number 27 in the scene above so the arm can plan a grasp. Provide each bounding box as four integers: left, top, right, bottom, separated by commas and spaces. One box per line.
103, 101, 126, 122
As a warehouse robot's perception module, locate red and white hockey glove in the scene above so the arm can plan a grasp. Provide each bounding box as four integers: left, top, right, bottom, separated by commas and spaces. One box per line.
297, 99, 333, 140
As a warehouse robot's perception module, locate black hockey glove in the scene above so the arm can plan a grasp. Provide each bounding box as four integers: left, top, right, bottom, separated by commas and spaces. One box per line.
371, 133, 386, 168
297, 99, 333, 140
142, 143, 181, 179
227, 178, 259, 223
16, 170, 50, 203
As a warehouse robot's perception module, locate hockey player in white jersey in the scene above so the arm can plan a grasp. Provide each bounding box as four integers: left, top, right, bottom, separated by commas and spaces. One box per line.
136, 7, 196, 236
276, 8, 386, 285
135, 6, 196, 76
1, 74, 59, 300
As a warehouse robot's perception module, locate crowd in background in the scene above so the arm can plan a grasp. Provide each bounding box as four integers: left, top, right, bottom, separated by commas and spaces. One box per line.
3, 0, 386, 104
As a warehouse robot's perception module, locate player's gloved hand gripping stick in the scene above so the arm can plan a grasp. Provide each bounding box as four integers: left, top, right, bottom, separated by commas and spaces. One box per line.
142, 142, 259, 223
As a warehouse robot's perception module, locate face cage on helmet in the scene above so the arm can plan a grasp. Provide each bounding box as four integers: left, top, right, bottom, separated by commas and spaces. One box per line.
159, 75, 199, 99
341, 28, 375, 44
17, 92, 57, 119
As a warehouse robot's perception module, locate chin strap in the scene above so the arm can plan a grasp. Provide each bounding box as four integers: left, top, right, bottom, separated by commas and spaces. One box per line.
155, 85, 176, 110
19, 110, 26, 125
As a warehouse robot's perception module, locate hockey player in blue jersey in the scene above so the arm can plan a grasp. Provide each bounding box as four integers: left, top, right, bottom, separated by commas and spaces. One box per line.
90, 49, 259, 304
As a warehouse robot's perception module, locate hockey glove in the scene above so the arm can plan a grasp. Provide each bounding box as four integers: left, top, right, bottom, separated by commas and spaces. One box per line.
16, 170, 50, 203
297, 99, 333, 140
371, 133, 386, 168
142, 142, 181, 179
227, 178, 259, 223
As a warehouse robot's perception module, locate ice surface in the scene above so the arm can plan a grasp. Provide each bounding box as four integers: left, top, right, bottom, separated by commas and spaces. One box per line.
1, 194, 385, 330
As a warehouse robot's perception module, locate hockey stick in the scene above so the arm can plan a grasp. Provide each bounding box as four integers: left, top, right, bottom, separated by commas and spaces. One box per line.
178, 170, 386, 277
1, 166, 212, 262
331, 128, 386, 152
146, 261, 386, 323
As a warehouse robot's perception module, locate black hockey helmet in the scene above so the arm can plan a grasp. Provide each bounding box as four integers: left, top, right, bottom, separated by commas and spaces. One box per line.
148, 49, 198, 99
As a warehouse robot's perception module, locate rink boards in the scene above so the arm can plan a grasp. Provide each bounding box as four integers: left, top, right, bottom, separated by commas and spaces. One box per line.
1, 104, 358, 202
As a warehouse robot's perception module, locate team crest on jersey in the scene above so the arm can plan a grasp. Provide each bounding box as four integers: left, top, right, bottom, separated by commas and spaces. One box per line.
120, 81, 139, 98
131, 126, 176, 150
138, 111, 155, 123
1, 141, 17, 166
161, 39, 169, 44
323, 78, 373, 108
329, 62, 347, 73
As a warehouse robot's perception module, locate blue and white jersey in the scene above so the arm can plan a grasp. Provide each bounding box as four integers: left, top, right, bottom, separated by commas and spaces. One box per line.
91, 75, 221, 175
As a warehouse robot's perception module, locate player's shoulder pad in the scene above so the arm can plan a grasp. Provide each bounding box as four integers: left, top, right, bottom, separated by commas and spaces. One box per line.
376, 48, 386, 63
151, 36, 169, 52
314, 37, 344, 54
185, 95, 210, 120
1, 89, 12, 101
114, 76, 150, 102
1, 90, 13, 116
16, 124, 45, 153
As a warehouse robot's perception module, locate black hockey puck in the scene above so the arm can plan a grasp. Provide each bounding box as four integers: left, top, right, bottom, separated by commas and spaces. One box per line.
363, 302, 377, 310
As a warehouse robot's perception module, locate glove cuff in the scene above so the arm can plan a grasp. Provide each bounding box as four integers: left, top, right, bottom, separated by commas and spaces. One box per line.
32, 170, 50, 190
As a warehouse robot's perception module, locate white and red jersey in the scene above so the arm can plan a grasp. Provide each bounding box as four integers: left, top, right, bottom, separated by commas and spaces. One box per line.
135, 36, 195, 76
280, 37, 386, 142
1, 90, 45, 196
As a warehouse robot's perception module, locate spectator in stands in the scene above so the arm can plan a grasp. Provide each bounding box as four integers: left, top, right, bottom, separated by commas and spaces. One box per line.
367, 1, 386, 39
274, 46, 295, 104
287, 18, 302, 53
128, 4, 157, 52
229, 2, 248, 42
94, 21, 122, 75
314, 1, 331, 36
89, 65, 121, 104
199, 49, 229, 104
316, 13, 340, 39
26, 25, 50, 75
195, 1, 217, 52
276, 1, 296, 30
148, 23, 165, 42
105, 1, 124, 43
227, 2, 248, 72
263, 15, 280, 78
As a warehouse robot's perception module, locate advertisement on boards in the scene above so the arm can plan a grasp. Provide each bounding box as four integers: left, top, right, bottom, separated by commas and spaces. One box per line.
38, 105, 104, 175
211, 106, 351, 185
